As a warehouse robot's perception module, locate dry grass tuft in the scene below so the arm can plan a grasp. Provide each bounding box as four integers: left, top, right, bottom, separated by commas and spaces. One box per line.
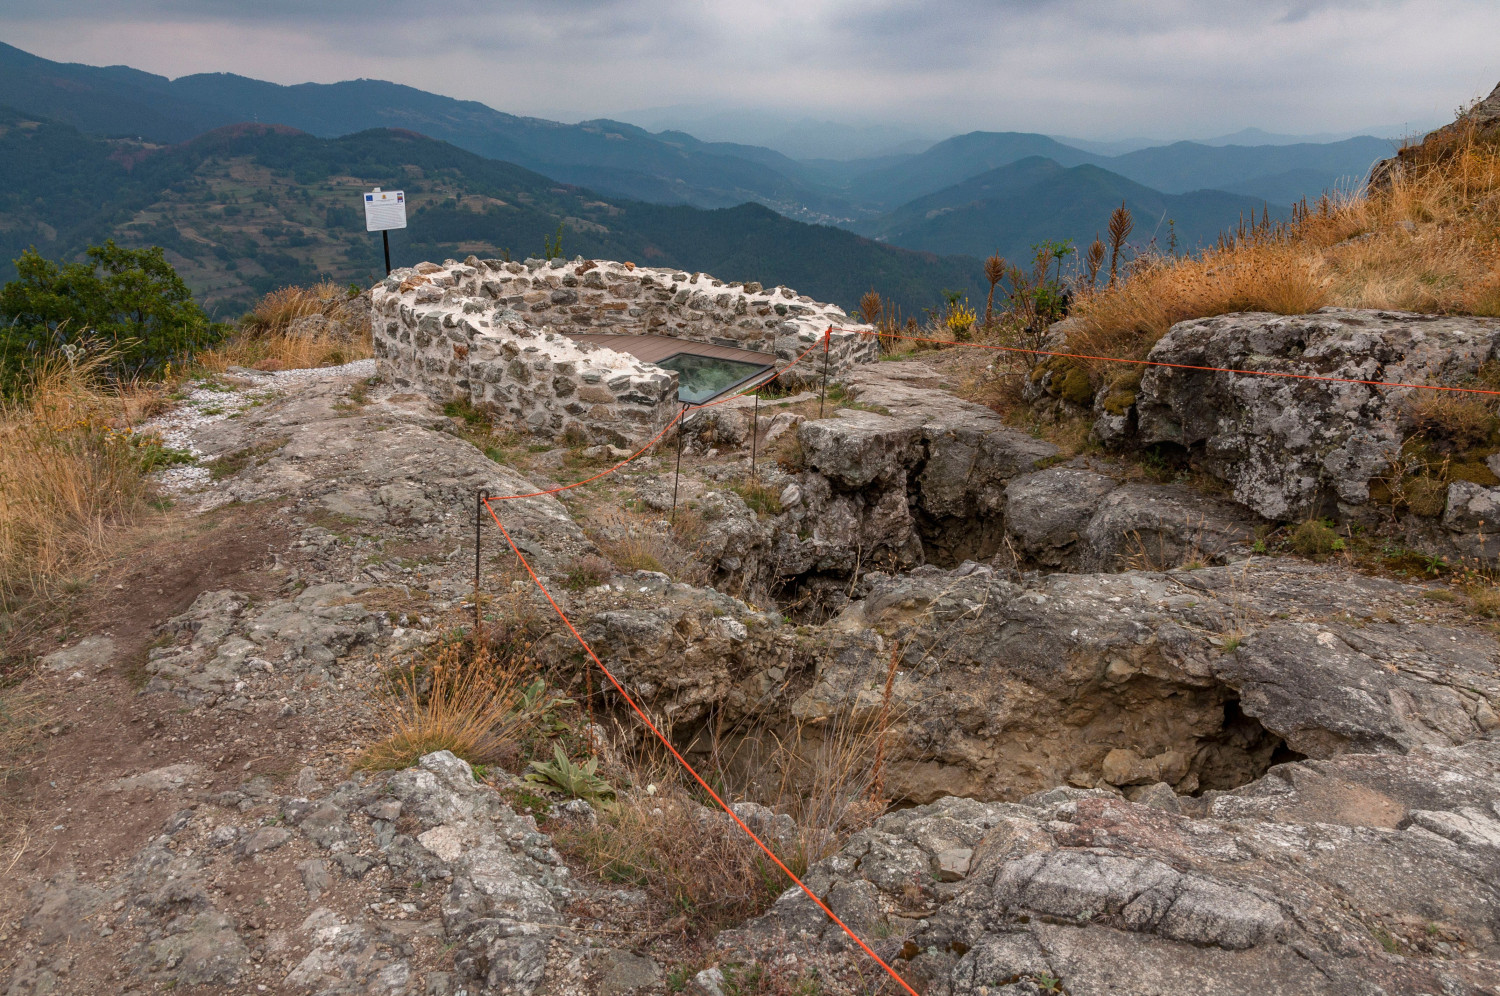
1067, 120, 1500, 371
0, 685, 47, 786
1069, 240, 1331, 374
557, 779, 796, 928
243, 280, 353, 333
357, 633, 549, 771
557, 715, 889, 934
199, 281, 372, 373
584, 507, 708, 583
0, 353, 165, 610
1405, 391, 1500, 450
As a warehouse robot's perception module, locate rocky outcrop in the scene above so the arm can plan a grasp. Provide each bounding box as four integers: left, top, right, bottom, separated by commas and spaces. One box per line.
17, 343, 1500, 995
1093, 309, 1500, 552
1006, 472, 1255, 570
681, 368, 1258, 592
1371, 79, 1500, 188
726, 736, 1500, 995
8, 750, 647, 995
787, 558, 1499, 803
191, 377, 596, 575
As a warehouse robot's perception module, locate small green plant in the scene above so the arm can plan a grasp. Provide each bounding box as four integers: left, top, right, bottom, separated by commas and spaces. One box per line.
505, 788, 553, 818
561, 555, 613, 591
732, 480, 784, 518
543, 222, 566, 261
204, 437, 286, 481
443, 397, 491, 426
1288, 519, 1345, 556
131, 434, 195, 473
723, 965, 765, 996
1031, 973, 1065, 994
525, 745, 615, 801
1221, 635, 1242, 653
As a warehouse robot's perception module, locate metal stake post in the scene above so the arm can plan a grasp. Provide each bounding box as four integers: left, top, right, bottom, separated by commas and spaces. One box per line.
750, 389, 760, 481
819, 327, 831, 418
382, 230, 392, 276
474, 488, 484, 637
671, 402, 689, 524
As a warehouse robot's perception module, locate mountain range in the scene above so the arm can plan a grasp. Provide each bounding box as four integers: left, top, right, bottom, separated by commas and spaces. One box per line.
0, 107, 983, 318
0, 40, 1402, 316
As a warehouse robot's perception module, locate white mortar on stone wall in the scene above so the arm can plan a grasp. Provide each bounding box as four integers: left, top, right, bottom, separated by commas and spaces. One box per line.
371, 256, 878, 445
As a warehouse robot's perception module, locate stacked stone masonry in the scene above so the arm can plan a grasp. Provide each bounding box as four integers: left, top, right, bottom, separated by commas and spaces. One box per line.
372, 256, 878, 445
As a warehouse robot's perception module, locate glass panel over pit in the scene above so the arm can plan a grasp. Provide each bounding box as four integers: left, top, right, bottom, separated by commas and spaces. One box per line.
657, 352, 772, 404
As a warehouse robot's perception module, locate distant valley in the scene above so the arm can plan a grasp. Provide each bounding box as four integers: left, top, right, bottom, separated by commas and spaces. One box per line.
0, 40, 1399, 315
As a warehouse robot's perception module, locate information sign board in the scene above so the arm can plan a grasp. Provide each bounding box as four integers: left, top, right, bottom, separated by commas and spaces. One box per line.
364, 189, 407, 232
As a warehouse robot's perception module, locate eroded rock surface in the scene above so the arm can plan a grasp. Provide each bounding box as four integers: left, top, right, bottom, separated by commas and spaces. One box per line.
11, 335, 1500, 995
726, 738, 1500, 994
794, 559, 1499, 802
1120, 309, 1500, 530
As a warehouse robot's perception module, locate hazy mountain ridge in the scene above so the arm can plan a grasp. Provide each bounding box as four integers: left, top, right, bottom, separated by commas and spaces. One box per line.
857, 157, 1283, 261
0, 107, 981, 315
0, 39, 1396, 310
2, 40, 1391, 227
0, 42, 859, 223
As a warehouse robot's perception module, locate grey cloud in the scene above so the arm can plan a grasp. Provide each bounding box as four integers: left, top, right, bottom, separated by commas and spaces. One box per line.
0, 0, 1494, 139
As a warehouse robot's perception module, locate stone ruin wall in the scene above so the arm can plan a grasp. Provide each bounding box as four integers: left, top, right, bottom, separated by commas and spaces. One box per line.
371, 255, 877, 444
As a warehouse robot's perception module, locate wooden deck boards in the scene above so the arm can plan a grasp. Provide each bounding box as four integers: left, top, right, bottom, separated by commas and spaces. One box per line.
563, 333, 772, 366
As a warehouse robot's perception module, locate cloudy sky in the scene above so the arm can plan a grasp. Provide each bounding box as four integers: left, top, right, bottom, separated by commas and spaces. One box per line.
1, 0, 1496, 148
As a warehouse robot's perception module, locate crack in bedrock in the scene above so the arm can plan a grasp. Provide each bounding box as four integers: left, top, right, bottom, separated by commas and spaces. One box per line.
884, 679, 1305, 805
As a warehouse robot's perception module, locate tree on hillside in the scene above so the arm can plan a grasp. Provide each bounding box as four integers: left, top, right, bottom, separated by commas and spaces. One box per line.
0, 241, 222, 389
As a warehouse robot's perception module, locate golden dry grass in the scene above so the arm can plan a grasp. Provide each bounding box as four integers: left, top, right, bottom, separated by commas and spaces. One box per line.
583, 507, 709, 583
0, 685, 46, 784
557, 714, 889, 932
1067, 120, 1500, 369
198, 281, 373, 373
357, 636, 543, 771
0, 354, 164, 610
244, 280, 353, 333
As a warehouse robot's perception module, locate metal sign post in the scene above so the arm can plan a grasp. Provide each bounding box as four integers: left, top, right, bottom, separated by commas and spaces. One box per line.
364, 188, 407, 275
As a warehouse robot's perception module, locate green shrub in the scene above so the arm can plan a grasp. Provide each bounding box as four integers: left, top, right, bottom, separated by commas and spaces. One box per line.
0, 241, 224, 393
1289, 519, 1345, 556
1404, 476, 1449, 517
732, 480, 784, 518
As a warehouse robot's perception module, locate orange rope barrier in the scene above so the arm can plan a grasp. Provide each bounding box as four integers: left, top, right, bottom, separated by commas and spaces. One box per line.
482, 497, 921, 996
831, 325, 1500, 397
488, 336, 826, 502
487, 317, 1500, 508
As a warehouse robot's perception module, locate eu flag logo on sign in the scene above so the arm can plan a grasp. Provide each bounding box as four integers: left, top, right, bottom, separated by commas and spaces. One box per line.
366, 194, 374, 201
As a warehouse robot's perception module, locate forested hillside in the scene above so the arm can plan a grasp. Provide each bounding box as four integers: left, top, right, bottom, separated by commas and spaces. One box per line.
0, 109, 982, 316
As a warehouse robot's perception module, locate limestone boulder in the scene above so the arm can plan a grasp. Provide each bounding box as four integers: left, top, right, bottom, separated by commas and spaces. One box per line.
1081, 482, 1256, 570
1119, 308, 1500, 523
1004, 468, 1119, 567
797, 409, 923, 489
792, 559, 1498, 804
724, 738, 1500, 995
